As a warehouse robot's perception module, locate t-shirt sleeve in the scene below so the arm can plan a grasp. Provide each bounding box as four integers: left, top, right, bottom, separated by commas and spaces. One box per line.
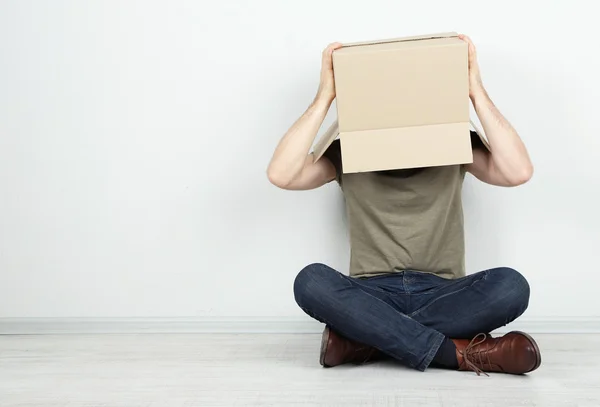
322, 139, 342, 184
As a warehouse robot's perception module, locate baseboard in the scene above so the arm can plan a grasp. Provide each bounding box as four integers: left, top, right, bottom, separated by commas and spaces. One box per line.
0, 317, 322, 335
0, 316, 599, 335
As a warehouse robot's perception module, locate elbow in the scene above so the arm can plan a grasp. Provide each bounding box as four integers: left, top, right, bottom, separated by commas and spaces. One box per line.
267, 166, 293, 189
507, 163, 534, 186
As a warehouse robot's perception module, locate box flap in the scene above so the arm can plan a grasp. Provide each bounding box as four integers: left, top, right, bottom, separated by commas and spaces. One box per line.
341, 32, 458, 48
313, 120, 339, 162
339, 122, 472, 173
469, 119, 491, 151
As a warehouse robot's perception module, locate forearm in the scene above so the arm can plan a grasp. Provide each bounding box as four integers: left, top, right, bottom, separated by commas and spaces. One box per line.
471, 87, 533, 182
267, 95, 332, 185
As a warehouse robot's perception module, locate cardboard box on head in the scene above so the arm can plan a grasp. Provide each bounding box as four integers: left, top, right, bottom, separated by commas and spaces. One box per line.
313, 32, 481, 174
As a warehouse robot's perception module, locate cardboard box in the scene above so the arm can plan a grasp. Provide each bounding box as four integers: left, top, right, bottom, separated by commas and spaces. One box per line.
314, 32, 474, 173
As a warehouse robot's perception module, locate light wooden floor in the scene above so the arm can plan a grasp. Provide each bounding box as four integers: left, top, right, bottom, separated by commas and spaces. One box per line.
0, 334, 598, 407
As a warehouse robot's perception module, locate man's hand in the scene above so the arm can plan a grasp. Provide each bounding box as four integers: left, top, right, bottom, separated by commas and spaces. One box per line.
316, 42, 343, 104
460, 34, 534, 186
267, 43, 342, 190
458, 34, 484, 98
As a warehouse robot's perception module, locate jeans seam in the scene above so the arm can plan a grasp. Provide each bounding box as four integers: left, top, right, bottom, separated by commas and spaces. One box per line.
343, 279, 425, 366
407, 271, 488, 318
404, 270, 451, 296
352, 276, 403, 295
347, 279, 414, 323
419, 331, 445, 372
297, 266, 449, 371
445, 281, 528, 332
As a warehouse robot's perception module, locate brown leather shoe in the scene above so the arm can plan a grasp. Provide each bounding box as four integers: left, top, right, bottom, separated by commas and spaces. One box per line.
453, 331, 541, 375
319, 326, 380, 367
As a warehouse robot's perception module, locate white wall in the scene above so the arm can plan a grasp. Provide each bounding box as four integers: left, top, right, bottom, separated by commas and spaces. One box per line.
0, 0, 598, 320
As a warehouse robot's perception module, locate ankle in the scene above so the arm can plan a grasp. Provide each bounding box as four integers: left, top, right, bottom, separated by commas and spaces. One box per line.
431, 337, 458, 370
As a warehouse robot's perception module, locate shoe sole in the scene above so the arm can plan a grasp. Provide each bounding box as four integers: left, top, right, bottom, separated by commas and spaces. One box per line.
512, 330, 542, 372
319, 327, 330, 368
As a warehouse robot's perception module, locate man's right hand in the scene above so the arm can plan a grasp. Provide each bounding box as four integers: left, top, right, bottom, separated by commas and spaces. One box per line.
316, 43, 343, 103
267, 43, 341, 190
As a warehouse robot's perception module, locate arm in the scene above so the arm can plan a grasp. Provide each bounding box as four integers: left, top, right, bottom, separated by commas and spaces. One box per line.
460, 35, 534, 187
267, 43, 342, 191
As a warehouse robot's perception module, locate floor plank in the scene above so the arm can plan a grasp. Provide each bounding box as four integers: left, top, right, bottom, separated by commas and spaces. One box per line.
0, 334, 598, 406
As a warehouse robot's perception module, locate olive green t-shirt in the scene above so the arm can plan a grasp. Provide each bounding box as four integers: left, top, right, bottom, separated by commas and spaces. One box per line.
323, 132, 483, 280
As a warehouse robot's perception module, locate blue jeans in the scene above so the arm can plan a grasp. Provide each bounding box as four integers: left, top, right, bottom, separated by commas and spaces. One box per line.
293, 265, 530, 371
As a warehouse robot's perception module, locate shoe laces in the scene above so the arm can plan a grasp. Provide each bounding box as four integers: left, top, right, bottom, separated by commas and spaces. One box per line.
463, 333, 493, 376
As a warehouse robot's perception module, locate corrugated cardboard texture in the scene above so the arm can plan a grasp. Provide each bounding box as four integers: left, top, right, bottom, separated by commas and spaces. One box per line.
340, 122, 472, 173
333, 37, 468, 132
